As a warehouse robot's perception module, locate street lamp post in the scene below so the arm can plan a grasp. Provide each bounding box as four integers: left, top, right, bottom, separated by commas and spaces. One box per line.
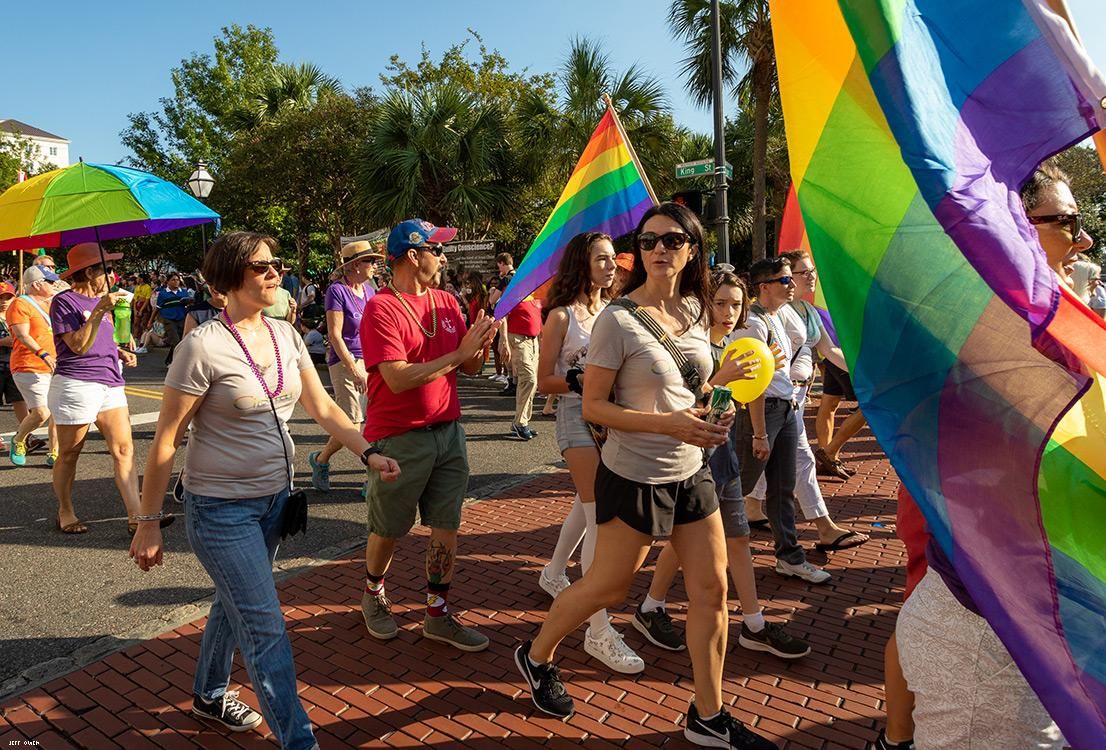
186, 161, 215, 254
711, 0, 730, 265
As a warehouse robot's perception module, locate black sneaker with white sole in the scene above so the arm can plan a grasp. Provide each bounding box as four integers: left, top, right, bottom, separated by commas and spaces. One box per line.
632, 606, 686, 651
737, 622, 811, 659
192, 690, 263, 732
874, 729, 915, 749
514, 640, 574, 718
684, 702, 778, 749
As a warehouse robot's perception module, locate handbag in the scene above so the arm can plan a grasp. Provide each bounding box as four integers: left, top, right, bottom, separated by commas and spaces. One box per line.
268, 396, 308, 540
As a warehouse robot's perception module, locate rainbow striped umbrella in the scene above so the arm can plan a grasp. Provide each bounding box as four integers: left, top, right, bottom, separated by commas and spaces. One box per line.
0, 161, 219, 251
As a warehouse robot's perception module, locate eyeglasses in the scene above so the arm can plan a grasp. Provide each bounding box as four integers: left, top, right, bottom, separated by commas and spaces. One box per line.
1028, 213, 1083, 239
792, 268, 817, 278
637, 231, 691, 252
245, 259, 286, 274
761, 275, 793, 287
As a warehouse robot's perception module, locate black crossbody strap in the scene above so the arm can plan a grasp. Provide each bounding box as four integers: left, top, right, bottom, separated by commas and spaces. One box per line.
610, 298, 703, 394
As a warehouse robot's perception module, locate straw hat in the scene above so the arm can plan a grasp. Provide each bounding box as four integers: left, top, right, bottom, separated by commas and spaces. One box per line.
59, 243, 123, 279
338, 240, 383, 269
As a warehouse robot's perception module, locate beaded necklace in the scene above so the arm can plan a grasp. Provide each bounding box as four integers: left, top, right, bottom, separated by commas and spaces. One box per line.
221, 309, 284, 399
387, 284, 437, 338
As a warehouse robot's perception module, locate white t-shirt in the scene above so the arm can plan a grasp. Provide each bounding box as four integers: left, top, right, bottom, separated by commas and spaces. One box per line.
587, 300, 712, 484
732, 307, 796, 400
777, 301, 821, 383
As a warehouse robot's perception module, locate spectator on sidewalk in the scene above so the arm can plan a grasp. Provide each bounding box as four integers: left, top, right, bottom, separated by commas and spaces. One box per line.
487, 253, 515, 384
156, 272, 192, 366
358, 219, 497, 652
498, 291, 542, 440
129, 231, 399, 750
309, 240, 379, 493
182, 285, 227, 335
6, 265, 61, 466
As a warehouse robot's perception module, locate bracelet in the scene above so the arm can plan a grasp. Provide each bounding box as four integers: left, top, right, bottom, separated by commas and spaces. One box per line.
360, 446, 382, 466
134, 511, 167, 522
752, 434, 769, 440
36, 349, 49, 359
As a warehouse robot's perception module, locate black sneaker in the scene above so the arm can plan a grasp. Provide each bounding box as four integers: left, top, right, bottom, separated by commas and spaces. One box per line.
874, 729, 915, 749
632, 606, 686, 651
501, 382, 517, 397
684, 702, 778, 749
514, 640, 574, 718
192, 690, 263, 732
737, 622, 810, 660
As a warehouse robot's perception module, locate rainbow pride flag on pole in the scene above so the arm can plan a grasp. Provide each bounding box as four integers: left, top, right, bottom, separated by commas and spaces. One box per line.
494, 104, 656, 318
771, 2, 1106, 746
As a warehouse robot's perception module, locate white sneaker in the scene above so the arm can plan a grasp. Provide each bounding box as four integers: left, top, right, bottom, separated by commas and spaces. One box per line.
776, 559, 831, 584
135, 346, 148, 354
538, 566, 571, 599
584, 627, 645, 674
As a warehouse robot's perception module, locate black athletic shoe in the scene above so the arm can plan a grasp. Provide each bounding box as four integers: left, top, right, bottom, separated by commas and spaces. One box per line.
684, 702, 778, 749
192, 690, 263, 732
737, 622, 811, 660
501, 383, 517, 397
632, 606, 686, 651
514, 640, 574, 718
874, 729, 915, 749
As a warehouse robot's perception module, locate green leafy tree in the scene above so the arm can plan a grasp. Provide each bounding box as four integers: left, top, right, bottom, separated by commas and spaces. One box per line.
226, 62, 344, 132
670, 0, 776, 261
1055, 144, 1106, 263
0, 130, 43, 191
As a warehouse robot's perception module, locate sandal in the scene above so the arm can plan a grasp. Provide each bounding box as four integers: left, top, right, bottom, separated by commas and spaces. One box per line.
815, 530, 869, 551
55, 518, 89, 534
128, 515, 177, 535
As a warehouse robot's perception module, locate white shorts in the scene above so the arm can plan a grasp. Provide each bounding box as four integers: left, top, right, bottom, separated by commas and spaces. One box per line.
12, 372, 52, 410
48, 375, 128, 425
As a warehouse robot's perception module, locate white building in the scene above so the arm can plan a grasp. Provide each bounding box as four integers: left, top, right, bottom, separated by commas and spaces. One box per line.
0, 119, 70, 171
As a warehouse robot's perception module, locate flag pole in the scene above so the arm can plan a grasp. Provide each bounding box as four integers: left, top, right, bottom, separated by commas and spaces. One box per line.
602, 93, 659, 206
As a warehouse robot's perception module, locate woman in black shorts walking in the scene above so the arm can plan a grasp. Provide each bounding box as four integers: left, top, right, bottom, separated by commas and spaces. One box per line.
513, 203, 777, 750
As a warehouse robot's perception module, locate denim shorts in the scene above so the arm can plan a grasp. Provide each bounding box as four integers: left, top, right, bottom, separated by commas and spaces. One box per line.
555, 396, 596, 453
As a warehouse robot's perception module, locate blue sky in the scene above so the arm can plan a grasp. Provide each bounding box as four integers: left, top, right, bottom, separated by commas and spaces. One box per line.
3, 0, 1106, 165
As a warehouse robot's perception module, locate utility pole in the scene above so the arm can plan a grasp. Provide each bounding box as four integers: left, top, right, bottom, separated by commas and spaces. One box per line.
711, 0, 730, 264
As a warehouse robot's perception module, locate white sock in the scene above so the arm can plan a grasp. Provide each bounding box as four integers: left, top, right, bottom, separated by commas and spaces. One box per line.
547, 494, 586, 577
641, 594, 666, 614
580, 502, 612, 635
743, 609, 765, 633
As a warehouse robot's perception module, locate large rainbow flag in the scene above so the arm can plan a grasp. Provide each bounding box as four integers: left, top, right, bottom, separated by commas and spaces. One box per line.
494, 106, 655, 318
771, 1, 1106, 746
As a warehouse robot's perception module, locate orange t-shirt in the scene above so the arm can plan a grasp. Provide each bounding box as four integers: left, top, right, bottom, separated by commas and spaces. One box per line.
5, 296, 55, 373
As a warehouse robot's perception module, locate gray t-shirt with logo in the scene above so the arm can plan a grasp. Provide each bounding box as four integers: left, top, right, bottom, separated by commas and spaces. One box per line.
587, 300, 712, 484
167, 318, 312, 498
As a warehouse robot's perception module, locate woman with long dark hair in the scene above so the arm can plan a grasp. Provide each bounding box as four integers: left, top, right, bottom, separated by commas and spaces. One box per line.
534, 231, 643, 674
515, 204, 776, 749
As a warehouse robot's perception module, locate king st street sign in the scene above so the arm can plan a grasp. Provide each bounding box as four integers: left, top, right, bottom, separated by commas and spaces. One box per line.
675, 158, 733, 179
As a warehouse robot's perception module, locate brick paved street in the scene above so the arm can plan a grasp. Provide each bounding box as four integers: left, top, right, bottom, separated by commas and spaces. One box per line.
0, 428, 903, 749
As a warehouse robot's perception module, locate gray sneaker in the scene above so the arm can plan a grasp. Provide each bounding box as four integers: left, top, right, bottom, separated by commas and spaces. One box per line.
423, 612, 489, 652
361, 591, 398, 640
308, 451, 330, 492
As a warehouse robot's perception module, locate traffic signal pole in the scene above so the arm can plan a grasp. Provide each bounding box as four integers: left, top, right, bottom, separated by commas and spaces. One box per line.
711, 0, 730, 265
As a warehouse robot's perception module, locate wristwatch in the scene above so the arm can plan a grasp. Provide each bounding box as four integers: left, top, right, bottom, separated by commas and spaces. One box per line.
360, 446, 382, 466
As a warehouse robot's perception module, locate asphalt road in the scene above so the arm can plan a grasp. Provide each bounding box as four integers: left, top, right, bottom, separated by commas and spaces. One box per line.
0, 354, 562, 687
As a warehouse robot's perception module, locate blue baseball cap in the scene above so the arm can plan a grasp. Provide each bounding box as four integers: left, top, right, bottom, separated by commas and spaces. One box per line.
386, 219, 458, 259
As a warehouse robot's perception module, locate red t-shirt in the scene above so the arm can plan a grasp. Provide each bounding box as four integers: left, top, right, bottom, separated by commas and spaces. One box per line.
506, 299, 542, 337
896, 485, 929, 601
360, 288, 467, 441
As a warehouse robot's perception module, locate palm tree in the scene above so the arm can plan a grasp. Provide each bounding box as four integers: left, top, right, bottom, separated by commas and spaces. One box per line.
354, 86, 523, 233
669, 0, 776, 261
228, 62, 342, 131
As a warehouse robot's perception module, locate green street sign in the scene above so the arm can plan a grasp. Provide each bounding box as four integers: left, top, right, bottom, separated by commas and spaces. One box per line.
675, 159, 733, 179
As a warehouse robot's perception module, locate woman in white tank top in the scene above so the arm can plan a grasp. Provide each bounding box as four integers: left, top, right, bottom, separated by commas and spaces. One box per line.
533, 231, 644, 674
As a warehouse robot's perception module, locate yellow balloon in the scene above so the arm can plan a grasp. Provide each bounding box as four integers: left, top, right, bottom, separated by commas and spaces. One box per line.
720, 337, 775, 403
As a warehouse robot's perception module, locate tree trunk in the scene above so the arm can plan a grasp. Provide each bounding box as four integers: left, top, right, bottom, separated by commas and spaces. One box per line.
751, 62, 771, 262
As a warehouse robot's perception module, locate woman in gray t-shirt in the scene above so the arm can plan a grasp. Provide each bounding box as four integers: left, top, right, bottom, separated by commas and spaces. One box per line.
515, 204, 775, 748
128, 232, 400, 749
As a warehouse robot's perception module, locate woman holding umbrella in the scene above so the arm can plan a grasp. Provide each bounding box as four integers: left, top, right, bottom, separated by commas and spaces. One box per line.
49, 243, 170, 535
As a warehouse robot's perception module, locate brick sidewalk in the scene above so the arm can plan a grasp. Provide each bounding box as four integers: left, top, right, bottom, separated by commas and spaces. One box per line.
0, 431, 902, 749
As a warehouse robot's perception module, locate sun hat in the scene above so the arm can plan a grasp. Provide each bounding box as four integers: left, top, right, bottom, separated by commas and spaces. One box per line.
23, 265, 60, 286
339, 240, 384, 268
615, 252, 635, 272
386, 219, 458, 259
59, 243, 123, 279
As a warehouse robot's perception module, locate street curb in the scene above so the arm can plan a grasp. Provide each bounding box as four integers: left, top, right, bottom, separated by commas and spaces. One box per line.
0, 462, 564, 703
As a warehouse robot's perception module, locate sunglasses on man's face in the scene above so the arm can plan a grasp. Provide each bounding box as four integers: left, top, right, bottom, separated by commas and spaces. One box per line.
416, 244, 446, 258
761, 275, 793, 287
246, 259, 286, 274
637, 231, 691, 252
1028, 213, 1083, 240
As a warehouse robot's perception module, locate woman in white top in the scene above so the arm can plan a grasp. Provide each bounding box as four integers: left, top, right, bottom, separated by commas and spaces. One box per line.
535, 231, 643, 675
515, 203, 776, 750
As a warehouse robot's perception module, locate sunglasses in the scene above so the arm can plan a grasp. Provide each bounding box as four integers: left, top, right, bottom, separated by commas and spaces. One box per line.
761, 275, 793, 287
245, 259, 286, 274
637, 231, 691, 252
1028, 213, 1083, 239
416, 244, 446, 257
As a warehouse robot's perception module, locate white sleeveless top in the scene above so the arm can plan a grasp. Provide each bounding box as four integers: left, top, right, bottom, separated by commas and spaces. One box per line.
554, 301, 605, 396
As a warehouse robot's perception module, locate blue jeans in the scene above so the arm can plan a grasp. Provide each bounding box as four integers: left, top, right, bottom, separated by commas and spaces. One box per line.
185, 489, 316, 750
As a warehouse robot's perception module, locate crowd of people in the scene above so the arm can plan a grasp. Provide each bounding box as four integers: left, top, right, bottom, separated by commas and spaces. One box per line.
0, 157, 1089, 750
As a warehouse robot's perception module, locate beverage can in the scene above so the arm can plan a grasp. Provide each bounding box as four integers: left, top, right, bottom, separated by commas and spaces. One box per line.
706, 385, 732, 424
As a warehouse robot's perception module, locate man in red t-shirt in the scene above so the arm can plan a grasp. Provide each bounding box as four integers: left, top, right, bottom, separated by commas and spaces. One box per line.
498, 293, 542, 439
359, 218, 497, 652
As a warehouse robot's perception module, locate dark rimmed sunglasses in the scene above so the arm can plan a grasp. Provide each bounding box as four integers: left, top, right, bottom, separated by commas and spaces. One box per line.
1028, 213, 1083, 239
245, 259, 286, 274
637, 231, 691, 252
415, 244, 446, 258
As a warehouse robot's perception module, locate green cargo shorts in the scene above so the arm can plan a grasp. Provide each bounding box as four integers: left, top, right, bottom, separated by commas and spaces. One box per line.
366, 420, 469, 538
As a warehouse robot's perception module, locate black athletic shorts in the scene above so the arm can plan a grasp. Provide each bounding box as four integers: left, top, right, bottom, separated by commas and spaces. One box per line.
822, 360, 856, 400
0, 368, 22, 406
595, 460, 718, 538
